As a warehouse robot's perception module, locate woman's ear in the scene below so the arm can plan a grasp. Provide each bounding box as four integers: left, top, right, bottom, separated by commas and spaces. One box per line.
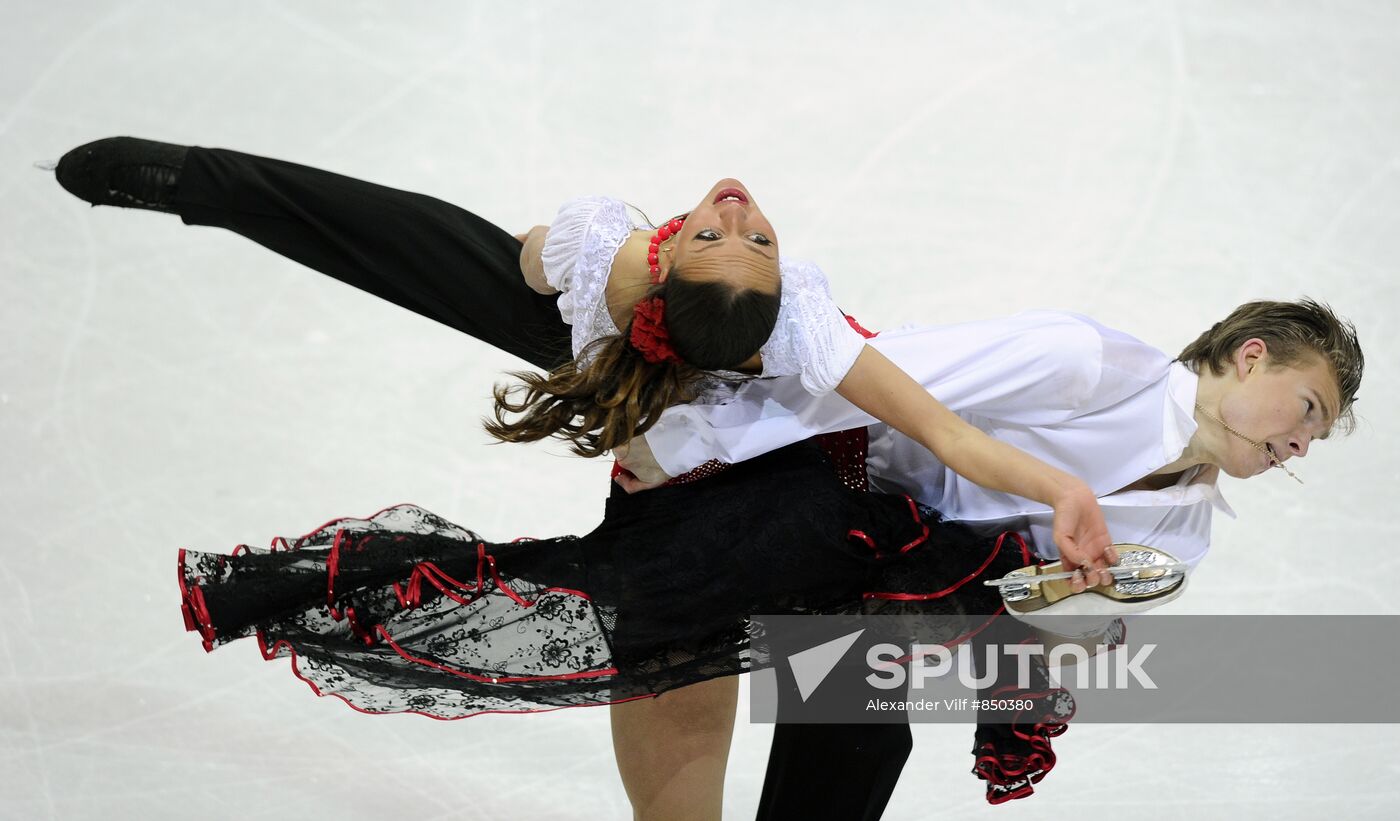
656, 243, 676, 284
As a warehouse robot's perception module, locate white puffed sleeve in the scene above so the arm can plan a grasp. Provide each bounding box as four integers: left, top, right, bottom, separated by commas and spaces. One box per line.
759, 258, 869, 395
539, 196, 634, 357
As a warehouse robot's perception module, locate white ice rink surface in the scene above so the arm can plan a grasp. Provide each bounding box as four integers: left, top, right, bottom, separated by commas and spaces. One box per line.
4, 2, 1399, 818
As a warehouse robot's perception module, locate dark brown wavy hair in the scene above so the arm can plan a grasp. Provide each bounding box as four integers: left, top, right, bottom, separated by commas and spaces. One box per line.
484, 269, 782, 457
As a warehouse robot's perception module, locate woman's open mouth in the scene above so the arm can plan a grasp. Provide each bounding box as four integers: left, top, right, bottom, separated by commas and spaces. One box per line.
714, 188, 749, 205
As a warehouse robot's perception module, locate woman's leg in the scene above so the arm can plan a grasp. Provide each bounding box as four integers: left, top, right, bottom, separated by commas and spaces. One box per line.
611, 677, 739, 821
174, 147, 572, 370
58, 139, 572, 370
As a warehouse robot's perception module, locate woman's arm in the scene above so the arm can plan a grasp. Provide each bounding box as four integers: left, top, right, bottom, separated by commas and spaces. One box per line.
515, 224, 556, 295
641, 312, 1103, 478
619, 343, 1117, 585
835, 346, 1116, 587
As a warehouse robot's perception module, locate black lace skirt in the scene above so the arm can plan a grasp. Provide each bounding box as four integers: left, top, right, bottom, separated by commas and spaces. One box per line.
178, 441, 1071, 803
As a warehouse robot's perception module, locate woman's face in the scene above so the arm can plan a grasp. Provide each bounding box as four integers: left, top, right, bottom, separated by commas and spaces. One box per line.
663, 178, 781, 293
1212, 340, 1342, 479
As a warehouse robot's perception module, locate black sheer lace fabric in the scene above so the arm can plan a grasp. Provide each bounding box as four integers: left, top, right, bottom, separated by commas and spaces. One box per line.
177, 440, 1074, 802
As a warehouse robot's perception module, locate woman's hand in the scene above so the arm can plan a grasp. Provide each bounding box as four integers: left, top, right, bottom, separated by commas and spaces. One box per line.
1048, 480, 1119, 592
613, 435, 672, 493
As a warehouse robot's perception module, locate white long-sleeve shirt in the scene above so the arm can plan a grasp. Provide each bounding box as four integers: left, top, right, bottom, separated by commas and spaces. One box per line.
642, 310, 1235, 564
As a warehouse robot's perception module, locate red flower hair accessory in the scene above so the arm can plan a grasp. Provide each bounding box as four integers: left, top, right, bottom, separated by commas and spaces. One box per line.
629, 296, 683, 365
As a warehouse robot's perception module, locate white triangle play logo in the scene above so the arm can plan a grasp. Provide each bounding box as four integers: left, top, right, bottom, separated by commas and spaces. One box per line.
788, 629, 866, 702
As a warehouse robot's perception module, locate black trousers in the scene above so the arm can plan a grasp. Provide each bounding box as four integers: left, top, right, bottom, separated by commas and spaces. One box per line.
174, 147, 572, 372
757, 667, 914, 821
168, 147, 910, 819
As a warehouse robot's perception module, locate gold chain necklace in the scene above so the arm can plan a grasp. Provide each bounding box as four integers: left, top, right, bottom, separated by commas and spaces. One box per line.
1194, 402, 1303, 484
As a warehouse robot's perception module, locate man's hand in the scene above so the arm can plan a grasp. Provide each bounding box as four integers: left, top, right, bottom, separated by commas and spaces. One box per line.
613, 435, 672, 493
613, 469, 668, 494
1049, 481, 1119, 592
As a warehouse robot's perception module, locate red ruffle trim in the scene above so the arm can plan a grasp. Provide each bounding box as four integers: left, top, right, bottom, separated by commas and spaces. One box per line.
972, 724, 1067, 804
177, 547, 217, 652
971, 683, 1075, 805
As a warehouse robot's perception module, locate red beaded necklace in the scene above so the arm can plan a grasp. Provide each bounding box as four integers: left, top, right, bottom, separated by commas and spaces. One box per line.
646, 216, 686, 284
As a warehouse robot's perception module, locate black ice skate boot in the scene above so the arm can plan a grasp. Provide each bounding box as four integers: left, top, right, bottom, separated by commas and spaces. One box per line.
55, 137, 188, 213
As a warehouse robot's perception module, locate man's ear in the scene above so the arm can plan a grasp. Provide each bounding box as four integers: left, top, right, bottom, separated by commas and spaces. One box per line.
1234, 337, 1268, 378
